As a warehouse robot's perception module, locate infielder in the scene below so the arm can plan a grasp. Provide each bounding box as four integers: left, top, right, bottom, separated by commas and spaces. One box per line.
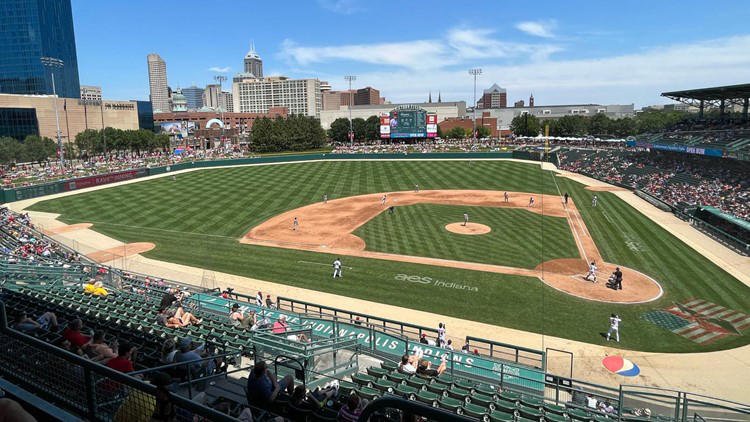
592, 195, 598, 207
463, 212, 469, 226
528, 196, 535, 207
504, 192, 509, 203
332, 258, 342, 278
293, 217, 299, 231
607, 313, 621, 342
585, 261, 598, 282
381, 194, 387, 206
323, 194, 327, 204
415, 184, 419, 192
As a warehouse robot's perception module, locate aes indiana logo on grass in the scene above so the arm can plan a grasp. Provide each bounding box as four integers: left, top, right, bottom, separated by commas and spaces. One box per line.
394, 274, 479, 292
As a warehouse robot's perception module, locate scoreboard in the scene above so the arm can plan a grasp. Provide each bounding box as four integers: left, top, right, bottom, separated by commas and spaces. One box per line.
380, 105, 437, 139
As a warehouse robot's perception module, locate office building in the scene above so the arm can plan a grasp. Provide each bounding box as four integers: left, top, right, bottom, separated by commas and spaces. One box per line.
477, 103, 635, 134
319, 101, 466, 130
202, 84, 232, 112
479, 84, 507, 109
232, 76, 321, 117
182, 86, 204, 110
243, 42, 263, 78
322, 91, 341, 111
147, 54, 169, 113
0, 0, 81, 98
356, 87, 381, 105
222, 92, 233, 112
80, 86, 102, 102
0, 94, 152, 140
320, 81, 332, 93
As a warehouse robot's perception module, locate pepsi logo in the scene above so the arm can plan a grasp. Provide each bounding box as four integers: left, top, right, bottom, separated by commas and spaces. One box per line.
603, 356, 640, 377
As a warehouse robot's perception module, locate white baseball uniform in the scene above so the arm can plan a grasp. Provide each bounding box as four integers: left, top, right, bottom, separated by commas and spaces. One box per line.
332, 259, 342, 278
607, 315, 621, 342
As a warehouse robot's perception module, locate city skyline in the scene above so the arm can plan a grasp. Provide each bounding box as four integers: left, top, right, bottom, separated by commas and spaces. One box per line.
69, 0, 750, 107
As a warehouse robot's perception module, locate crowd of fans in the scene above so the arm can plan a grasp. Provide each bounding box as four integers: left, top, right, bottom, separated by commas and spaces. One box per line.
0, 207, 79, 264
559, 149, 750, 220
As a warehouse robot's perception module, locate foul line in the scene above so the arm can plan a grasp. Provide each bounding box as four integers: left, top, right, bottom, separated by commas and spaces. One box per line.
297, 260, 353, 270
551, 173, 589, 263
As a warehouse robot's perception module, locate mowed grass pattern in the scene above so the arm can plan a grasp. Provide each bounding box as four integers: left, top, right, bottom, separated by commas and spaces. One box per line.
355, 204, 579, 268
29, 160, 750, 352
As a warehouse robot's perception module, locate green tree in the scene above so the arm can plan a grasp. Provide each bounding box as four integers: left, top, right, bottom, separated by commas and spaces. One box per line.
446, 126, 467, 139
365, 115, 380, 141
551, 115, 587, 137
588, 113, 611, 137
510, 113, 541, 137
0, 137, 22, 165
22, 135, 57, 163
352, 118, 367, 141
329, 118, 351, 143
476, 126, 491, 138
436, 125, 444, 139
611, 117, 636, 137
74, 129, 99, 155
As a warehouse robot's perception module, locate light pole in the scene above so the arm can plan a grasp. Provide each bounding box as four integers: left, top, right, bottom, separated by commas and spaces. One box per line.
214, 75, 227, 150
100, 100, 107, 157
345, 75, 356, 148
469, 68, 482, 141
41, 56, 65, 170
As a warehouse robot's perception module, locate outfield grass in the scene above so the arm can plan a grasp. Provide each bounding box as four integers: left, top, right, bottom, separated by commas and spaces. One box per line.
355, 204, 579, 268
29, 160, 750, 352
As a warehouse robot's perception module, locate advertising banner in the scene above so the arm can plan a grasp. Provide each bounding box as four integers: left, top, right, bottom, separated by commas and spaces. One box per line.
63, 169, 148, 192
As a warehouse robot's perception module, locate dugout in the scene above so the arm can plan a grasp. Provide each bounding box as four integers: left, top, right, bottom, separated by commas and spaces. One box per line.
693, 206, 750, 249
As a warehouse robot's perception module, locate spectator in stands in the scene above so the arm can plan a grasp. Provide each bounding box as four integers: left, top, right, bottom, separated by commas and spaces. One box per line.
416, 355, 448, 377
106, 342, 137, 374
160, 339, 178, 364
150, 371, 176, 422
265, 294, 275, 309
83, 280, 108, 296
419, 333, 428, 345
398, 353, 418, 375
338, 393, 367, 422
272, 315, 289, 334
245, 360, 294, 407
159, 288, 179, 310
230, 304, 256, 330
175, 338, 212, 383
586, 394, 598, 409
164, 306, 202, 328
290, 384, 337, 413
445, 339, 454, 351
13, 311, 58, 333
598, 401, 615, 415
354, 316, 362, 325
86, 331, 118, 363
0, 398, 37, 422
62, 319, 91, 352
256, 291, 263, 307
461, 340, 470, 353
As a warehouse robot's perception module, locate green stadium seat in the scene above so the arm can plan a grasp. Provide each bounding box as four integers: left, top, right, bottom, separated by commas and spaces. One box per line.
338, 380, 356, 397
518, 404, 543, 420
544, 403, 567, 416
568, 408, 592, 422
439, 396, 465, 414
463, 402, 490, 421
394, 384, 418, 401
521, 395, 544, 409
446, 385, 471, 403
518, 417, 539, 422
355, 386, 380, 401
416, 390, 440, 407
500, 391, 521, 403
454, 378, 475, 391
366, 366, 388, 379
381, 361, 398, 372
494, 398, 517, 414
474, 383, 498, 398
593, 416, 611, 422
471, 392, 494, 409
436, 373, 454, 385
351, 373, 375, 388
405, 376, 428, 391
373, 378, 396, 394
489, 410, 516, 422
386, 371, 408, 385
544, 412, 567, 422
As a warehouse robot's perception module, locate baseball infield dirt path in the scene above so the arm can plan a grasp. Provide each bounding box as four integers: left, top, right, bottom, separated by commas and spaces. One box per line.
241, 190, 663, 304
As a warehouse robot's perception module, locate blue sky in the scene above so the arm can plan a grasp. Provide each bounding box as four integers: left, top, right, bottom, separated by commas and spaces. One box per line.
71, 0, 750, 107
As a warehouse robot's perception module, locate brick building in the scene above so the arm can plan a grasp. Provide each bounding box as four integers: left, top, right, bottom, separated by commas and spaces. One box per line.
437, 112, 509, 138
153, 107, 287, 138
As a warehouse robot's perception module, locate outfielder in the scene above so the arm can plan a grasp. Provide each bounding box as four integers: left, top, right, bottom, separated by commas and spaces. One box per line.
463, 212, 469, 226
607, 313, 621, 342
592, 195, 598, 207
415, 184, 419, 192
293, 217, 299, 231
332, 258, 342, 278
585, 261, 598, 282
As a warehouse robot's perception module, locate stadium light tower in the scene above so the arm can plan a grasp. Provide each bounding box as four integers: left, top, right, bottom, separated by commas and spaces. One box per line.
468, 68, 482, 141
41, 57, 65, 170
214, 74, 227, 149
345, 75, 356, 147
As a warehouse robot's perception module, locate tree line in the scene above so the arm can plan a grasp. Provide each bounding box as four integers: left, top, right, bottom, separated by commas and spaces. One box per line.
510, 109, 689, 138
74, 128, 170, 156
249, 115, 327, 152
0, 135, 58, 165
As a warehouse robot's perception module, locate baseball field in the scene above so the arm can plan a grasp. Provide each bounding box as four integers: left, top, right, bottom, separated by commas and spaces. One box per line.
28, 159, 750, 353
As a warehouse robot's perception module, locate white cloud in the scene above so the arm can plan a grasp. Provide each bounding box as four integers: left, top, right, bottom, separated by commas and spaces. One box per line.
208, 66, 231, 73
280, 28, 561, 70
317, 0, 361, 14
313, 35, 750, 107
516, 20, 556, 38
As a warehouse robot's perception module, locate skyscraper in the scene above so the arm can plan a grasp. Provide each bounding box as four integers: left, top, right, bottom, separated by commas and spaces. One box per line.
147, 54, 169, 113
243, 42, 263, 78
0, 0, 81, 98
183, 85, 204, 110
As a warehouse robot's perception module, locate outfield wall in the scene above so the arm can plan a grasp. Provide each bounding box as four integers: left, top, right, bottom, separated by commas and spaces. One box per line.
1, 151, 555, 204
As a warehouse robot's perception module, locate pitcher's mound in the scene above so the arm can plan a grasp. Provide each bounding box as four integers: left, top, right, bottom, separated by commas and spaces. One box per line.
445, 222, 491, 235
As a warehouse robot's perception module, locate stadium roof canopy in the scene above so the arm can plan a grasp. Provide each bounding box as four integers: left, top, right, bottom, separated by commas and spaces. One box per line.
662, 83, 750, 108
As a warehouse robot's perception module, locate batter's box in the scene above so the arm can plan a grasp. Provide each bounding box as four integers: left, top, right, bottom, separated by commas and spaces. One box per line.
641, 299, 750, 344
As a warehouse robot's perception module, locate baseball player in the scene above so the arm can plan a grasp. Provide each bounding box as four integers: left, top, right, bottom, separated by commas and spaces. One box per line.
415, 184, 419, 192
437, 322, 446, 348
172, 175, 176, 182
504, 191, 509, 203
463, 212, 469, 226
592, 195, 598, 207
607, 313, 621, 342
323, 194, 327, 204
293, 217, 299, 231
381, 194, 387, 206
332, 258, 342, 278
564, 192, 569, 206
388, 206, 395, 214
528, 196, 535, 207
585, 261, 598, 282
